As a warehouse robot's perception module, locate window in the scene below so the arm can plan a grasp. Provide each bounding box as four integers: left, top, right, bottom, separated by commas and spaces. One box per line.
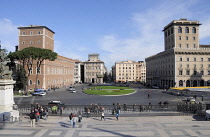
37, 41, 40, 44
180, 57, 182, 61
208, 71, 210, 75
22, 32, 26, 35
30, 41, 33, 44
192, 27, 196, 33
30, 31, 33, 35
185, 27, 189, 33
194, 58, 196, 62
193, 44, 196, 48
37, 80, 40, 85
165, 32, 167, 37
186, 44, 189, 48
187, 64, 189, 67
179, 44, 182, 48
187, 58, 189, 61
200, 64, 203, 68
186, 70, 190, 75
208, 58, 210, 61
193, 37, 196, 40
193, 70, 197, 75
186, 36, 188, 40
171, 28, 173, 34
29, 80, 32, 85
22, 41, 25, 45
38, 31, 41, 34
178, 27, 182, 33
201, 71, 204, 75
179, 70, 183, 75
201, 58, 203, 61
179, 36, 181, 40
168, 30, 170, 35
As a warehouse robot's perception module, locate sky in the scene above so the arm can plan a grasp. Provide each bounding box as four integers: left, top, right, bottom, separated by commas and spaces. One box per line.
1, 0, 210, 71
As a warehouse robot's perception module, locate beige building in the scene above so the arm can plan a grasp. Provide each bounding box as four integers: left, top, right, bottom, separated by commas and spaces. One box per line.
74, 60, 82, 83
113, 60, 145, 83
83, 53, 106, 83
146, 18, 210, 88
18, 25, 75, 90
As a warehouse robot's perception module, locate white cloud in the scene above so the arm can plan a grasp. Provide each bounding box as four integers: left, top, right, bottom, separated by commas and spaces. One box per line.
98, 0, 210, 71
0, 18, 18, 52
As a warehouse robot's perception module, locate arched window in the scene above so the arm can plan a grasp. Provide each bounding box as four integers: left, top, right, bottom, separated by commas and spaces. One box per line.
186, 80, 190, 87
185, 27, 189, 33
200, 80, 204, 86
179, 80, 183, 87
178, 27, 182, 33
192, 27, 196, 33
193, 80, 197, 87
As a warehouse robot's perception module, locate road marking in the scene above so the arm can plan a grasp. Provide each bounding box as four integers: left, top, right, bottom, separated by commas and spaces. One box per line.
31, 96, 35, 104
17, 98, 23, 104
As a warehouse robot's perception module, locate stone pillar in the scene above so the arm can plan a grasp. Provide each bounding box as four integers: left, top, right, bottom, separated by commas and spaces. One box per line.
0, 79, 19, 121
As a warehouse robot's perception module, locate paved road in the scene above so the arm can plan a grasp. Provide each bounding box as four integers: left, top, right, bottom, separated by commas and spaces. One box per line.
0, 115, 210, 137
14, 84, 185, 106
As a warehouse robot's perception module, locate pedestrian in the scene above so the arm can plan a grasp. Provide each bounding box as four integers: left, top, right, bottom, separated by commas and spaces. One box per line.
69, 113, 73, 126
29, 110, 36, 127
78, 111, 82, 122
59, 106, 63, 115
101, 112, 105, 121
87, 108, 90, 118
116, 113, 119, 121
72, 115, 78, 128
148, 93, 150, 98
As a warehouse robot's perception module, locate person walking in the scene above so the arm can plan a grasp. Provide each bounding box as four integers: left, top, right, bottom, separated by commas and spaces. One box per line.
78, 111, 82, 122
69, 113, 73, 126
29, 110, 36, 127
116, 112, 119, 121
101, 112, 105, 121
72, 115, 78, 128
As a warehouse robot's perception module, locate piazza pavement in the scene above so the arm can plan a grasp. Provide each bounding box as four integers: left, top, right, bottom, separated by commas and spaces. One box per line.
0, 114, 210, 137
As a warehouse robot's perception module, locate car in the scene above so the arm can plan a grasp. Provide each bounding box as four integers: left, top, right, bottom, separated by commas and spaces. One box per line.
48, 101, 64, 106
69, 87, 75, 91
71, 89, 76, 93
32, 91, 46, 96
187, 97, 195, 102
38, 92, 46, 96
152, 86, 159, 89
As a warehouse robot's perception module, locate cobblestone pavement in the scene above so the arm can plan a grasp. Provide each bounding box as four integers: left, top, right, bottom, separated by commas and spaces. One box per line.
0, 115, 210, 137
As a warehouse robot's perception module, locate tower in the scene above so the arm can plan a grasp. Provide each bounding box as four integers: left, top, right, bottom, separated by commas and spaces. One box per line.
18, 25, 55, 51
163, 18, 200, 51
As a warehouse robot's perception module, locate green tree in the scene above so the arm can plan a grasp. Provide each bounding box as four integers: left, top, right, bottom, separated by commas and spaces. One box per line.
8, 47, 57, 89
14, 65, 28, 91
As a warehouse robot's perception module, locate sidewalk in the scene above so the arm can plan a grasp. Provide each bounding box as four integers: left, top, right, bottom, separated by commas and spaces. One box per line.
0, 115, 210, 137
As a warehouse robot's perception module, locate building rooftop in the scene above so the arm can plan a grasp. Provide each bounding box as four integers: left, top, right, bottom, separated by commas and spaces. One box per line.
18, 25, 55, 34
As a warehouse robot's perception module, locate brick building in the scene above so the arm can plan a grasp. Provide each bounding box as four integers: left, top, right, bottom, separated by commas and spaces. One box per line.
18, 25, 75, 90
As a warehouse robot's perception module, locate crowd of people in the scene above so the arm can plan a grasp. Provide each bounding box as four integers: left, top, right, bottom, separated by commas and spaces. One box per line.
29, 104, 48, 127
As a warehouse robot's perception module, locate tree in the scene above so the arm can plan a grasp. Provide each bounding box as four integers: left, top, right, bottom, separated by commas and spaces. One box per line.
14, 64, 28, 91
8, 47, 57, 89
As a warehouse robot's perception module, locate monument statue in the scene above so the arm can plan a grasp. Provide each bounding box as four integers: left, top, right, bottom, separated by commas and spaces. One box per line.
0, 42, 19, 122
0, 47, 13, 80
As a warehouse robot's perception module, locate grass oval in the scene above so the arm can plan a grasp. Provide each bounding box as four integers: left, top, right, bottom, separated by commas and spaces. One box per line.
83, 86, 135, 95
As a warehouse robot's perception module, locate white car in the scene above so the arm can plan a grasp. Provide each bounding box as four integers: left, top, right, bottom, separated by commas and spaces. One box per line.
71, 89, 76, 93
39, 92, 46, 96
69, 88, 75, 91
